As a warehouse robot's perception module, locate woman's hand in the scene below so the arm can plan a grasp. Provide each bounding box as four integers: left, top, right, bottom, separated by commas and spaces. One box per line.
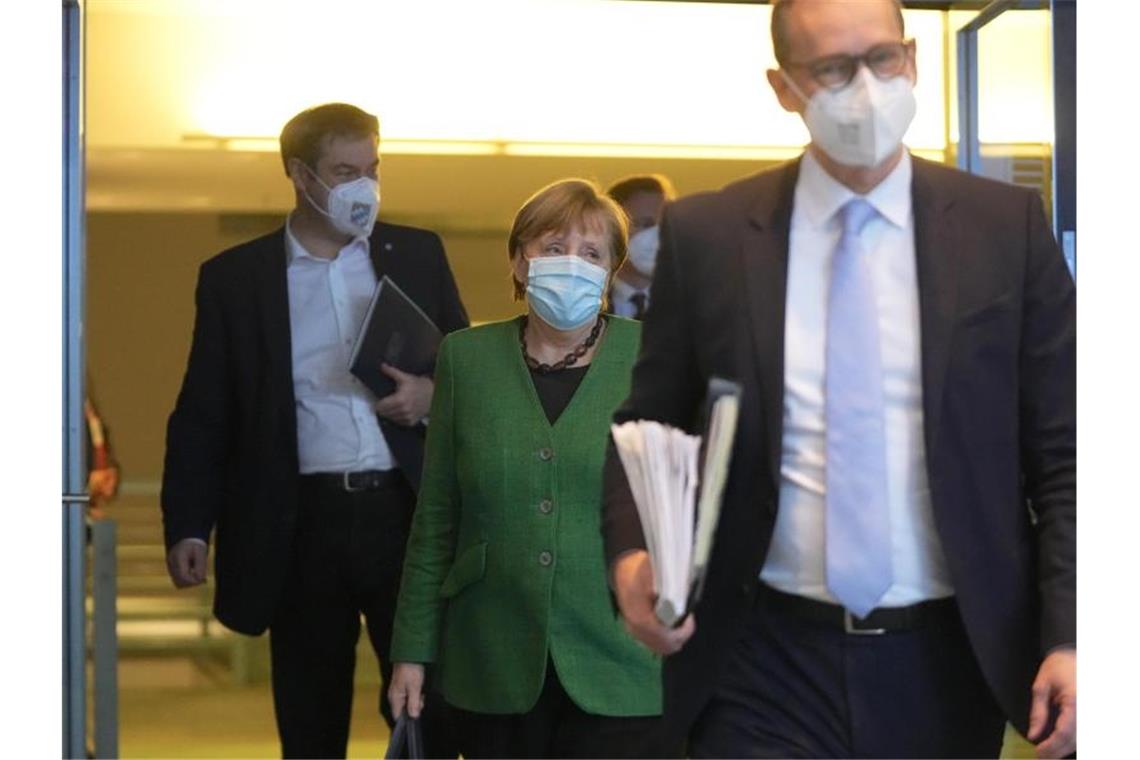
388, 662, 426, 719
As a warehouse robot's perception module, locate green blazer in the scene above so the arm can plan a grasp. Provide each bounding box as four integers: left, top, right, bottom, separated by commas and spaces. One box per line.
390, 315, 660, 716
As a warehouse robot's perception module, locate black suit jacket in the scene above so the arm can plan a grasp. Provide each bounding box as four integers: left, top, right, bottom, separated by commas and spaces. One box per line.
161, 221, 469, 635
603, 156, 1076, 742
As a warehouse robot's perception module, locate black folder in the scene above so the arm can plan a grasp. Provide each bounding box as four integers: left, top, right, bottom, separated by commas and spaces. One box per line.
349, 276, 442, 399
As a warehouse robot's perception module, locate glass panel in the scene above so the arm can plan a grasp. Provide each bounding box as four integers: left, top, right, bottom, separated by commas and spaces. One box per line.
950, 8, 1054, 225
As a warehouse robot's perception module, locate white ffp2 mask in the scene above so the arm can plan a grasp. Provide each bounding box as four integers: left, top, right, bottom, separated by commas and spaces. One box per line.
626, 225, 660, 278
783, 67, 916, 168
302, 165, 380, 239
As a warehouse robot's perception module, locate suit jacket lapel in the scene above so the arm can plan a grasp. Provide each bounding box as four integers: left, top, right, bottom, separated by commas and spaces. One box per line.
368, 225, 388, 281
911, 158, 959, 463
741, 160, 800, 506
258, 228, 297, 428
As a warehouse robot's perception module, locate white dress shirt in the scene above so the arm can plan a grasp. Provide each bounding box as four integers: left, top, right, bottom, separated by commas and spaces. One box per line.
610, 276, 649, 319
760, 150, 954, 607
285, 218, 394, 473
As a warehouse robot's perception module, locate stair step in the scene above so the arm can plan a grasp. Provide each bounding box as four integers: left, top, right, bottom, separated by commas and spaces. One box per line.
114, 523, 165, 543
91, 574, 214, 593
97, 508, 159, 526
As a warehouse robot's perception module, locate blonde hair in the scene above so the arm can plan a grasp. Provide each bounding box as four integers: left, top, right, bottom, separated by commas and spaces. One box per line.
507, 178, 628, 301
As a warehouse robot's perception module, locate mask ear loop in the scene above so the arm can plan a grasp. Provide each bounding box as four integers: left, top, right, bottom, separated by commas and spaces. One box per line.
295, 162, 337, 222
779, 69, 813, 106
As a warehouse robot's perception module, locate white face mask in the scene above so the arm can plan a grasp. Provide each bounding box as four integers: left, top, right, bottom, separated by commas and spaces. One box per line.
626, 226, 660, 278
525, 255, 609, 331
782, 66, 916, 168
301, 164, 380, 239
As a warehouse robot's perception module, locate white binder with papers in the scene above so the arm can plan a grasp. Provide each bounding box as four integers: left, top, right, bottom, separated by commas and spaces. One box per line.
611, 378, 742, 626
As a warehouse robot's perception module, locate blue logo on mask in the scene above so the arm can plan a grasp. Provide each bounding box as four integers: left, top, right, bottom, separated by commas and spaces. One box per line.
350, 202, 371, 227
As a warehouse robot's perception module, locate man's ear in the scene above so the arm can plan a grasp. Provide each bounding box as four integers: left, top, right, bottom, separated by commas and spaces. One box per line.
286, 158, 308, 194
767, 68, 802, 114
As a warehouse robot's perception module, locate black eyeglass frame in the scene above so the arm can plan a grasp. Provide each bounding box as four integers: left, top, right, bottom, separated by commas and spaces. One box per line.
782, 39, 917, 91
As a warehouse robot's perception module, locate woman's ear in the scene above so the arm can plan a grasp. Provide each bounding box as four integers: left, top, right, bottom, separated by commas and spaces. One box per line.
510, 249, 530, 293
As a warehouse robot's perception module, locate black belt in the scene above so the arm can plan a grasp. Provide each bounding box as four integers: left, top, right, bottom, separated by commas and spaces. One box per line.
300, 469, 403, 493
757, 583, 957, 635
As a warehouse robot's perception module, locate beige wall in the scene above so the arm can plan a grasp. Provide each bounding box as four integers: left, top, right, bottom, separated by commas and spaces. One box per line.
86, 212, 519, 486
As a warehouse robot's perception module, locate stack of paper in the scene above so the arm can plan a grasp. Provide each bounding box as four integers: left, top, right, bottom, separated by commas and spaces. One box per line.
612, 421, 701, 626
612, 383, 741, 626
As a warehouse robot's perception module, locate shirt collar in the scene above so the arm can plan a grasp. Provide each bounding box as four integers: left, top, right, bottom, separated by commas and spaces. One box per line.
795, 149, 912, 230
285, 214, 369, 266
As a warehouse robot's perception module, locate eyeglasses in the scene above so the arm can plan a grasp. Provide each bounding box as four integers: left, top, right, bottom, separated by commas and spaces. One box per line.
783, 40, 915, 91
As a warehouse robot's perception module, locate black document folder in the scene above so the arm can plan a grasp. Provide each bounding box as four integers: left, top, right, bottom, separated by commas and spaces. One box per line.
349, 276, 442, 399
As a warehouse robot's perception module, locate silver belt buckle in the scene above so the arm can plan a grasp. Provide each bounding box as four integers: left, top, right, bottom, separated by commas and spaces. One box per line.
844, 610, 886, 636
342, 471, 366, 492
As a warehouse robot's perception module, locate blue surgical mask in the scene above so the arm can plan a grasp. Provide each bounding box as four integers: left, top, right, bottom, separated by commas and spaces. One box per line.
526, 255, 609, 331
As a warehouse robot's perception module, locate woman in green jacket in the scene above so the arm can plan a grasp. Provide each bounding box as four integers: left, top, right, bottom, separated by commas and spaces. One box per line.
387, 178, 662, 758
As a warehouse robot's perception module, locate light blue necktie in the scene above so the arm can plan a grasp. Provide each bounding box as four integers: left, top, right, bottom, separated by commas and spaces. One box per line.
825, 198, 892, 618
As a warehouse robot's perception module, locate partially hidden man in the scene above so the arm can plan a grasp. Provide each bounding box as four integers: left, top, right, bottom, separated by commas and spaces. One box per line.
603, 2, 1075, 758
161, 103, 468, 759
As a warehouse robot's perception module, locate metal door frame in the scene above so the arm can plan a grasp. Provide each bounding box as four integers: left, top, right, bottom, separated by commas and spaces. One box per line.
956, 0, 1076, 270
63, 0, 87, 756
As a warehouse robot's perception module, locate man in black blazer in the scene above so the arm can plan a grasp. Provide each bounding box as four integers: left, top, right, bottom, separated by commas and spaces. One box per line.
604, 2, 1075, 758
161, 103, 468, 758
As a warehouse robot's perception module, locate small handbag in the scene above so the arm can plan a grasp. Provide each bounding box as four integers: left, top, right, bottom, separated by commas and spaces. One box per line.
384, 714, 424, 760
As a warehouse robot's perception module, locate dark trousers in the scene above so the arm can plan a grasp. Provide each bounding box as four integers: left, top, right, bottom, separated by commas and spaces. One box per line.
269, 474, 456, 759
453, 659, 669, 759
690, 586, 1007, 759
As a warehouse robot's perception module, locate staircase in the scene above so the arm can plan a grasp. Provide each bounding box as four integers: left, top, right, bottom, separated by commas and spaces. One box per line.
88, 492, 261, 684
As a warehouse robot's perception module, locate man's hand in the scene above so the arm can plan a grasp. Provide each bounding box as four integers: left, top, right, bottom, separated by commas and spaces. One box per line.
612, 549, 696, 655
388, 662, 425, 719
166, 539, 209, 589
374, 364, 433, 427
1027, 647, 1076, 758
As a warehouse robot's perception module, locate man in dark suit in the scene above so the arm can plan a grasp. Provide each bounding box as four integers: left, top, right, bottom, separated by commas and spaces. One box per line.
604, 1, 1075, 757
161, 103, 468, 758
606, 174, 676, 320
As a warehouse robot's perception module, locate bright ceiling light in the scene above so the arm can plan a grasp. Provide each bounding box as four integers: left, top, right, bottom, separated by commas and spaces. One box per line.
87, 1, 1054, 156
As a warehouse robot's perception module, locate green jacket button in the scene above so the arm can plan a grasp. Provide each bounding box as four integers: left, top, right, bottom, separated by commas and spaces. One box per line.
539, 499, 553, 514
539, 447, 554, 461
539, 551, 553, 567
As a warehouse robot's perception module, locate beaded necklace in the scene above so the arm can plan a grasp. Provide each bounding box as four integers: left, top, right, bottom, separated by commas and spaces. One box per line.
519, 315, 604, 373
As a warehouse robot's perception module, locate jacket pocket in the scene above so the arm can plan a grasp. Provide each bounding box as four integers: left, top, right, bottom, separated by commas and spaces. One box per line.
957, 290, 1016, 328
439, 542, 487, 599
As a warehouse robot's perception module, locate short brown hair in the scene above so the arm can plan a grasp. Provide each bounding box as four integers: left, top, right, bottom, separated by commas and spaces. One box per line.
507, 178, 628, 301
771, 0, 905, 66
279, 103, 379, 176
606, 174, 677, 206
